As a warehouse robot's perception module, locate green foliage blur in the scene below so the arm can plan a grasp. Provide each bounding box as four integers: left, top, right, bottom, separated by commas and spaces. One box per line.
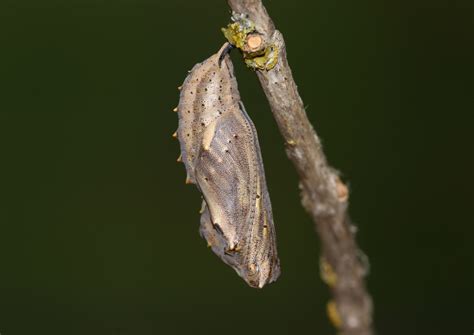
0, 0, 472, 334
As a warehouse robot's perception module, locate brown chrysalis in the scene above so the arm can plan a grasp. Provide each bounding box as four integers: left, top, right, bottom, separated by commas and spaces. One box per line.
175, 43, 280, 288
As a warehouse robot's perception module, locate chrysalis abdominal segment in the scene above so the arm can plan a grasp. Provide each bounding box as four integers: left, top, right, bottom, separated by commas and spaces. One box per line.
175, 43, 280, 288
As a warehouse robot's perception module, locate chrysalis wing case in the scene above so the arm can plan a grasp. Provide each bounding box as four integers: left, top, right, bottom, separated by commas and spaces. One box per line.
175, 43, 280, 288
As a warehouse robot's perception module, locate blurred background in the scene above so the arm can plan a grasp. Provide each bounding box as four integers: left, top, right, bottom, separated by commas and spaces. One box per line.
0, 0, 472, 334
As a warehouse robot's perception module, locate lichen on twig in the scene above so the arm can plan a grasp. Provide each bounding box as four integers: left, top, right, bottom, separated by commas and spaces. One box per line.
222, 13, 278, 70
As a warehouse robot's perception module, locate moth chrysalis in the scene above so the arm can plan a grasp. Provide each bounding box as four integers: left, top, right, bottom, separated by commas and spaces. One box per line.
175, 43, 280, 288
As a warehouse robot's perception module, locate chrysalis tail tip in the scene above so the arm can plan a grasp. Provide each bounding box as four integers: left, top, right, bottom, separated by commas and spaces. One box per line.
218, 43, 235, 67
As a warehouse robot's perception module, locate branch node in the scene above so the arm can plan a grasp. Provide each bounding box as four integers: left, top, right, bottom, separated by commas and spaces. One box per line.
222, 14, 278, 70
336, 177, 349, 202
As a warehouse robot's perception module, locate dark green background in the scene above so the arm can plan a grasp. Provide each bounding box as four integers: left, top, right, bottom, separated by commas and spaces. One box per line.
0, 0, 472, 334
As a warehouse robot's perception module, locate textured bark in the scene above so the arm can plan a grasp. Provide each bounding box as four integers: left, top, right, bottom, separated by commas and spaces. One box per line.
227, 1, 374, 334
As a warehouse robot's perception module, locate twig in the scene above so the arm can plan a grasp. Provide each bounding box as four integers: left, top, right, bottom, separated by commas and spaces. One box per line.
226, 1, 374, 334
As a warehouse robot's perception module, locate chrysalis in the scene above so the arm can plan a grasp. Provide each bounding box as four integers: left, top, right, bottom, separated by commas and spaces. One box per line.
175, 43, 280, 288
